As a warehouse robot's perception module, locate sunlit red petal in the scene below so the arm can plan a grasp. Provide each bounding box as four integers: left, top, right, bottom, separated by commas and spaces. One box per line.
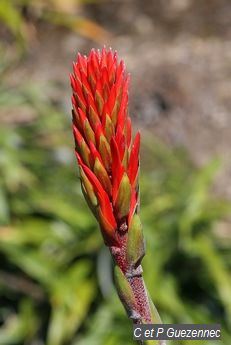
128, 131, 140, 186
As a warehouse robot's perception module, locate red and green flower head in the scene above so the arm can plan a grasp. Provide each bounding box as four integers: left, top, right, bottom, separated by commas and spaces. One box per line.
70, 47, 140, 246
70, 48, 163, 329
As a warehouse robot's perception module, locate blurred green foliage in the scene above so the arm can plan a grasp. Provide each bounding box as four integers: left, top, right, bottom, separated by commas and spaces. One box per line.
0, 60, 231, 345
0, 0, 108, 52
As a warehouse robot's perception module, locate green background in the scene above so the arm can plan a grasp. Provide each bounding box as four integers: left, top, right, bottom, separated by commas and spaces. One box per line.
0, 1, 231, 344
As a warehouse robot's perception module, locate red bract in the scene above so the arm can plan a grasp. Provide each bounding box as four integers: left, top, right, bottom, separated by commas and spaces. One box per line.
71, 48, 140, 246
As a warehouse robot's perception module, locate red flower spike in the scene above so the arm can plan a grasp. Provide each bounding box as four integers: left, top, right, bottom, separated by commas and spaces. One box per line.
71, 48, 140, 246
71, 48, 164, 331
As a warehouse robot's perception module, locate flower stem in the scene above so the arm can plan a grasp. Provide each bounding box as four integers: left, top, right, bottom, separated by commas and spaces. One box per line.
111, 224, 167, 345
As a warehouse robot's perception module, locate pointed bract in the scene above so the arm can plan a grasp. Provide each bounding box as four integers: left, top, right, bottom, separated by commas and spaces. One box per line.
114, 173, 132, 219
79, 167, 98, 207
127, 214, 145, 267
114, 265, 137, 315
94, 157, 112, 196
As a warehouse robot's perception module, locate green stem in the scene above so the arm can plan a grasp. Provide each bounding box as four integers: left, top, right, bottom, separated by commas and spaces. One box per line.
111, 218, 166, 345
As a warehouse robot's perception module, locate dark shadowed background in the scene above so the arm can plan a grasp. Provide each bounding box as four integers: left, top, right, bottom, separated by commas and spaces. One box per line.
0, 1, 231, 344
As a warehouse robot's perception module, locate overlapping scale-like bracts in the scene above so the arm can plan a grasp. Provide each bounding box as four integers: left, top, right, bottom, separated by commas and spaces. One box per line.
71, 48, 140, 245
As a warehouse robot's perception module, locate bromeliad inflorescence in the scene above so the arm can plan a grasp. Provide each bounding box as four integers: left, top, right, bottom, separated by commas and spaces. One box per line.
70, 47, 164, 342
